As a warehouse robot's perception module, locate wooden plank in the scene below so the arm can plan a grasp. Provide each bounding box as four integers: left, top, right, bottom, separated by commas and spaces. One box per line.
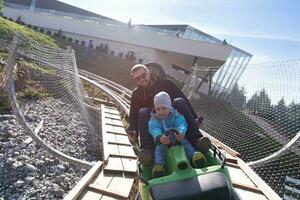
102, 117, 123, 127
105, 123, 124, 128
103, 108, 120, 115
89, 184, 127, 200
228, 166, 255, 186
90, 176, 134, 200
104, 111, 120, 116
109, 154, 137, 159
234, 188, 268, 200
226, 162, 240, 169
115, 134, 131, 145
101, 104, 109, 161
107, 130, 127, 136
104, 157, 124, 172
103, 144, 120, 161
105, 115, 121, 120
106, 176, 134, 198
105, 125, 126, 134
100, 195, 117, 200
201, 130, 240, 157
121, 158, 137, 173
108, 141, 131, 147
117, 145, 136, 157
237, 158, 282, 200
77, 190, 102, 200
104, 106, 119, 110
64, 161, 102, 200
232, 181, 263, 194
105, 133, 117, 143
220, 149, 238, 164
107, 119, 124, 127
91, 171, 114, 188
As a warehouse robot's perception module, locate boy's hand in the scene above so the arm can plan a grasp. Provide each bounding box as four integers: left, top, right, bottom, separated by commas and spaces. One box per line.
126, 130, 137, 142
176, 133, 184, 142
160, 135, 170, 145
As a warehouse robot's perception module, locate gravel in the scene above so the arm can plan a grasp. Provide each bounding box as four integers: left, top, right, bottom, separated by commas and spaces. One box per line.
0, 98, 100, 199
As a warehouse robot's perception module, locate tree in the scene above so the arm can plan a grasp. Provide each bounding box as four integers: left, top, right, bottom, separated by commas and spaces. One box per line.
228, 84, 247, 109
286, 101, 300, 135
246, 89, 271, 118
273, 98, 288, 127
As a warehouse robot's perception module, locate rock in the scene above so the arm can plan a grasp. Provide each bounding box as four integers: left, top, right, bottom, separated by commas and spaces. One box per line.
52, 184, 64, 196
18, 155, 30, 161
25, 164, 37, 172
9, 119, 16, 124
14, 180, 25, 188
24, 176, 35, 183
2, 141, 13, 149
0, 154, 4, 161
22, 137, 33, 146
56, 165, 66, 171
34, 160, 44, 167
13, 152, 20, 157
63, 177, 70, 182
6, 157, 14, 164
8, 130, 18, 138
0, 129, 8, 137
12, 161, 23, 169
62, 162, 69, 168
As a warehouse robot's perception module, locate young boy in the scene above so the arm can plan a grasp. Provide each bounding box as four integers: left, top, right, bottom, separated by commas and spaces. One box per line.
148, 91, 206, 178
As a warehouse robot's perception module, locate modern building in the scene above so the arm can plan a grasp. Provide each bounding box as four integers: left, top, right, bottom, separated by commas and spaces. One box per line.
2, 0, 252, 101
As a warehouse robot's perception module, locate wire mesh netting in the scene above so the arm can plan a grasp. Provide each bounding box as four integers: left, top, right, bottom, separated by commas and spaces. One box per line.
188, 59, 300, 198
3, 33, 102, 164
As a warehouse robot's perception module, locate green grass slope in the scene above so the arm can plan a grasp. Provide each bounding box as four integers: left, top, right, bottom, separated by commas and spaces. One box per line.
0, 17, 58, 48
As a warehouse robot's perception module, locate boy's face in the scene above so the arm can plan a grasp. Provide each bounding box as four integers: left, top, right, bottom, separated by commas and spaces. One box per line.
155, 106, 170, 118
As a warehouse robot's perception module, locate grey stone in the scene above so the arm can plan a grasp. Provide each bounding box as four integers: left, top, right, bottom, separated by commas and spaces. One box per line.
2, 141, 13, 148
12, 161, 23, 169
25, 164, 37, 172
24, 176, 35, 183
14, 180, 25, 188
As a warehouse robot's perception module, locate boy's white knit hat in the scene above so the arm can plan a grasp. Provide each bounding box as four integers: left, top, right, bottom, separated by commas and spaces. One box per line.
154, 91, 172, 109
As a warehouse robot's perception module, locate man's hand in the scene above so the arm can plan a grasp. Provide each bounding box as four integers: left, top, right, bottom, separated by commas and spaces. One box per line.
176, 133, 184, 142
160, 135, 170, 145
127, 130, 137, 142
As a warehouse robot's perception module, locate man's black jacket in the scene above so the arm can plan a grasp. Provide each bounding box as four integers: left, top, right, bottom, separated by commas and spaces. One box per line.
127, 79, 198, 132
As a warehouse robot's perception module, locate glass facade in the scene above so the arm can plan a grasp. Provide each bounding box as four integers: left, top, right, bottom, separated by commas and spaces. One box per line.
211, 49, 252, 101
136, 25, 252, 101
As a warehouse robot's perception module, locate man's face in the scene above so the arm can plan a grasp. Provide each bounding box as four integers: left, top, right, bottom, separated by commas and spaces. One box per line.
132, 68, 150, 87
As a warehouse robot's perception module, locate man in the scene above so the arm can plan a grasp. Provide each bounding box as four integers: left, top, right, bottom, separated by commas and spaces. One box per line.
126, 63, 211, 165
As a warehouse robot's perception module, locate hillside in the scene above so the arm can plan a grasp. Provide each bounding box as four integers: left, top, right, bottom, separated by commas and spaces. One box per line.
0, 17, 59, 48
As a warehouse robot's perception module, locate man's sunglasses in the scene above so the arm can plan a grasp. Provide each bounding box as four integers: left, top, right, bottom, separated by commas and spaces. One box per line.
134, 73, 147, 82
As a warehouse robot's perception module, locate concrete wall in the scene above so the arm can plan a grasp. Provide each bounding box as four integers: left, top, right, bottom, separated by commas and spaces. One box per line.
3, 7, 232, 61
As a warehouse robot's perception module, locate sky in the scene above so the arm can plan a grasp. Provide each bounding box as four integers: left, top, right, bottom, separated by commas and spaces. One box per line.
59, 0, 300, 104
59, 0, 300, 64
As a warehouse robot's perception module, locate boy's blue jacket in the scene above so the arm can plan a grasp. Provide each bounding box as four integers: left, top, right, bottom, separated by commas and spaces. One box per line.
148, 108, 187, 143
